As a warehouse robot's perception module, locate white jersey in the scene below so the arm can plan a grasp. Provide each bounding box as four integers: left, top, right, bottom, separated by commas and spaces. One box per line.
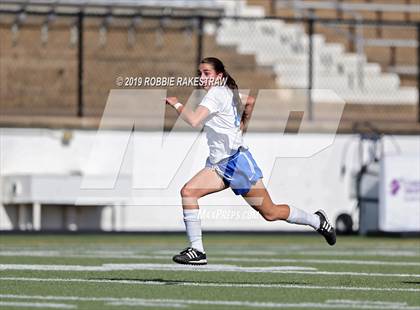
199, 86, 246, 164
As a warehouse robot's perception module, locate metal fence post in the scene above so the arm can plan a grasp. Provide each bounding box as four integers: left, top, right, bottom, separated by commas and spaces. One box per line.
308, 17, 314, 121
77, 11, 84, 117
417, 22, 420, 123
196, 15, 204, 75
270, 0, 276, 16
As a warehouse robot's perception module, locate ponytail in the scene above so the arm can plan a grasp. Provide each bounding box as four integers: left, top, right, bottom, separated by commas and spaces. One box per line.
224, 72, 244, 119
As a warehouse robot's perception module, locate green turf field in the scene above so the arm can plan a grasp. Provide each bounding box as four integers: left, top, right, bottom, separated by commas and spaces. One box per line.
0, 233, 419, 310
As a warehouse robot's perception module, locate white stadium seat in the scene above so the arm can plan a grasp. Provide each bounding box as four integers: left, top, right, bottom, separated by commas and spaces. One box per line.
214, 0, 418, 104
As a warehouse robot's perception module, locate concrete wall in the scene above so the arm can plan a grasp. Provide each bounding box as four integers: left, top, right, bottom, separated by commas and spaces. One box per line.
1, 128, 419, 231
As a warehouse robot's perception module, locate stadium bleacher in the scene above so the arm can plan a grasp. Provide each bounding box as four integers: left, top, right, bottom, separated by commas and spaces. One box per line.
215, 0, 419, 130
0, 0, 419, 133
246, 0, 419, 86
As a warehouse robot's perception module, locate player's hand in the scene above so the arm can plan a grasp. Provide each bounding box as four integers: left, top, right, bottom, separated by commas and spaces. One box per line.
165, 97, 178, 107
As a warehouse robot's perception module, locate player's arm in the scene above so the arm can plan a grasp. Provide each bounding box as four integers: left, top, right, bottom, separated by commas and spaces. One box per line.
166, 96, 209, 128
240, 94, 255, 134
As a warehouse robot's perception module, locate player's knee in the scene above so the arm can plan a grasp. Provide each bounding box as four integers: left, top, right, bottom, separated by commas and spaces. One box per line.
180, 185, 191, 198
180, 185, 199, 198
260, 210, 277, 222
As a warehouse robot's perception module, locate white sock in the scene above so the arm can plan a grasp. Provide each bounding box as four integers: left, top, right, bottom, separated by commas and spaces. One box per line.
183, 209, 205, 253
286, 206, 320, 230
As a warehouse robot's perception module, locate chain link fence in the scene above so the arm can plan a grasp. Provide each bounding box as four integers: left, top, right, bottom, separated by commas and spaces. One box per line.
0, 9, 418, 132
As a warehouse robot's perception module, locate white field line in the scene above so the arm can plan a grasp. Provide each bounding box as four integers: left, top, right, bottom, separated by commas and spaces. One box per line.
328, 300, 409, 306
288, 270, 420, 278
1, 248, 419, 257
217, 257, 420, 266
107, 301, 185, 308
0, 294, 419, 310
0, 263, 420, 278
1, 251, 420, 267
156, 249, 420, 257
1, 276, 420, 293
325, 300, 420, 310
324, 300, 420, 310
291, 251, 420, 257
0, 301, 76, 309
0, 263, 315, 273
108, 300, 420, 309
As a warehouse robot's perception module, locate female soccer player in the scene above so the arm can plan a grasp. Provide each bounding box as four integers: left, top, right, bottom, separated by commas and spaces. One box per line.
165, 57, 335, 265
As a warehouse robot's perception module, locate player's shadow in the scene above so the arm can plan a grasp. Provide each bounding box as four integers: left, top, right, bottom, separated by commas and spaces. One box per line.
401, 281, 420, 285
91, 278, 306, 286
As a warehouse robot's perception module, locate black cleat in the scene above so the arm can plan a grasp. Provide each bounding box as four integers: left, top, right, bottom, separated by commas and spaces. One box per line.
315, 210, 336, 246
172, 247, 207, 265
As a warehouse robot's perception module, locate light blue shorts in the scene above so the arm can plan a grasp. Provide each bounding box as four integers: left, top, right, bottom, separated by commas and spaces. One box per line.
205, 146, 263, 195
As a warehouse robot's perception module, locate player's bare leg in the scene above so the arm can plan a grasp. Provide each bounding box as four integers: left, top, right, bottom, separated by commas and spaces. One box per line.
242, 179, 336, 245
173, 167, 228, 265
181, 167, 228, 210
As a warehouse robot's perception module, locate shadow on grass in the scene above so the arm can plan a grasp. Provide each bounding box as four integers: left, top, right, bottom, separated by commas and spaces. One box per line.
401, 281, 420, 285
90, 278, 307, 286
